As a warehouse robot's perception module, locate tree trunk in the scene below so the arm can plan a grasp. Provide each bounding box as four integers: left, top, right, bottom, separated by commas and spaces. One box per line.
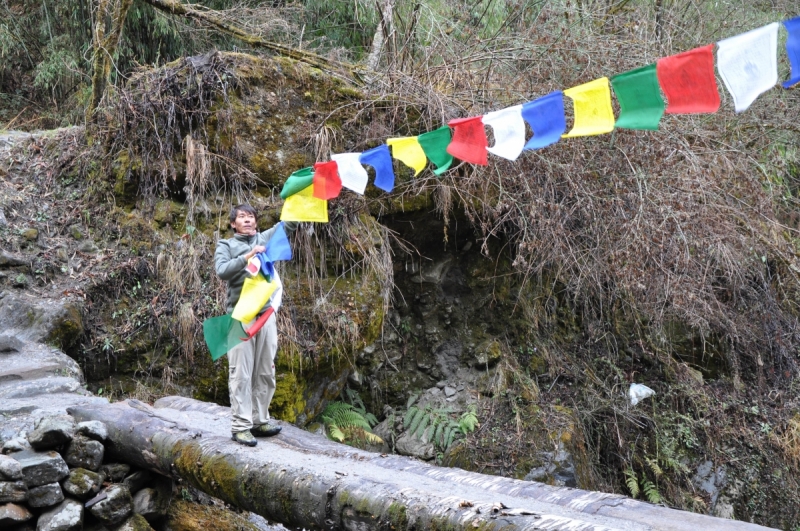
86, 0, 133, 122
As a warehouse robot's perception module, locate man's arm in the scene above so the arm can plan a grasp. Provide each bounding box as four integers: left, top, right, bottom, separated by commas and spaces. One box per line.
214, 240, 247, 280
259, 221, 299, 241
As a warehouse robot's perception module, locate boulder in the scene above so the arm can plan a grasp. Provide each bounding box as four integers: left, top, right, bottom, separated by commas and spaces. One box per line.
10, 449, 69, 487
113, 513, 155, 531
36, 498, 83, 531
100, 463, 130, 483
61, 468, 104, 500
2, 435, 31, 454
0, 502, 33, 527
122, 471, 153, 495
0, 480, 27, 503
76, 421, 108, 443
63, 435, 104, 471
89, 485, 133, 526
0, 454, 23, 479
394, 431, 436, 460
132, 478, 171, 524
27, 482, 64, 508
28, 415, 76, 450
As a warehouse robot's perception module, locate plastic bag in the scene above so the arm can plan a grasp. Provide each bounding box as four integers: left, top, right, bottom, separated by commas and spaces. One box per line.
629, 383, 655, 406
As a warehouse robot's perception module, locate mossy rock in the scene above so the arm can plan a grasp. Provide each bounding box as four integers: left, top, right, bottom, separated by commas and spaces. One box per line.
165, 499, 260, 531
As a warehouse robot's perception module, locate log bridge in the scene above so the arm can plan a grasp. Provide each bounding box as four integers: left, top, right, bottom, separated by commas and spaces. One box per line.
69, 397, 775, 531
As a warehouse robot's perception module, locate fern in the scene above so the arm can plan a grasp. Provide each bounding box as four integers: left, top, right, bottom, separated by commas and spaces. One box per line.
404, 406, 419, 428
408, 408, 426, 435
645, 456, 663, 477
624, 468, 640, 498
458, 405, 479, 434
321, 401, 383, 446
415, 411, 430, 438
642, 480, 662, 504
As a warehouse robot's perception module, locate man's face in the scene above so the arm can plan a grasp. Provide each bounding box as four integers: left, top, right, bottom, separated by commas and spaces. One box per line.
231, 210, 257, 235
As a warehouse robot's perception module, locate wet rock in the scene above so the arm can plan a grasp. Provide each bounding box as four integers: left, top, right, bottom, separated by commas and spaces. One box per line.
28, 482, 64, 508
0, 502, 33, 527
132, 480, 171, 523
0, 250, 26, 267
113, 513, 155, 531
394, 431, 435, 460
347, 370, 364, 388
76, 421, 108, 443
37, 498, 83, 531
28, 414, 76, 450
122, 471, 153, 495
692, 460, 727, 511
523, 442, 577, 488
0, 454, 23, 479
100, 463, 130, 483
62, 468, 104, 500
10, 449, 69, 487
64, 435, 104, 471
0, 480, 28, 502
89, 485, 133, 526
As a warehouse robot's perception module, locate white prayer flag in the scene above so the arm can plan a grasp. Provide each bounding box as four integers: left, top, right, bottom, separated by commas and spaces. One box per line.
717, 23, 779, 113
331, 152, 368, 195
483, 105, 526, 161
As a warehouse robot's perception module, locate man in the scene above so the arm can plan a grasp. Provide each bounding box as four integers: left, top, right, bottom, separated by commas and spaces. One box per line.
214, 204, 297, 447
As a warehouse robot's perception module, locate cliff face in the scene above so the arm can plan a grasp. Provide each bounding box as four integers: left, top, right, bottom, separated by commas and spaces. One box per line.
1, 51, 800, 528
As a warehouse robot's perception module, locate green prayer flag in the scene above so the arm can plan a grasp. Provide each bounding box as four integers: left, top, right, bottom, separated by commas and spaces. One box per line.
611, 64, 665, 131
280, 167, 314, 199
418, 126, 454, 175
202, 314, 246, 361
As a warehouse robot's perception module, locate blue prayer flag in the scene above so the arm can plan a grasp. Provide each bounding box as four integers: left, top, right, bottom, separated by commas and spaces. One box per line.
360, 145, 395, 192
258, 222, 292, 280
521, 91, 566, 150
784, 16, 800, 88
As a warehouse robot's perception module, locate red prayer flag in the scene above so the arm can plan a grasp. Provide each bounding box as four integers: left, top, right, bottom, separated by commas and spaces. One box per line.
446, 116, 488, 165
656, 44, 720, 114
312, 160, 341, 200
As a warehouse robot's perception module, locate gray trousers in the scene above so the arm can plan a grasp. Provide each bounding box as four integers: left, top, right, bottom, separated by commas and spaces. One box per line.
228, 314, 277, 433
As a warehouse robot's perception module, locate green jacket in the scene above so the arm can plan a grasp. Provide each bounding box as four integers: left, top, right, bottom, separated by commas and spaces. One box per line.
214, 222, 298, 314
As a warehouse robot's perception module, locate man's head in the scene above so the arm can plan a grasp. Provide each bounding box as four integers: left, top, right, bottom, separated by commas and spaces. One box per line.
229, 204, 258, 235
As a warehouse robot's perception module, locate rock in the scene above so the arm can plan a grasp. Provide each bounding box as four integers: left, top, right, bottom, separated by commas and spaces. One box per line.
28, 415, 76, 450
523, 442, 577, 488
2, 435, 30, 454
10, 449, 69, 487
0, 291, 84, 349
63, 435, 104, 471
61, 468, 104, 500
76, 421, 108, 442
122, 471, 153, 495
394, 431, 435, 460
68, 226, 83, 240
21, 228, 38, 241
132, 482, 171, 523
0, 333, 24, 352
36, 498, 83, 531
113, 513, 155, 531
443, 386, 457, 397
471, 339, 502, 369
28, 482, 64, 508
100, 463, 131, 483
0, 250, 27, 267
0, 480, 28, 502
0, 502, 33, 527
77, 241, 99, 254
89, 485, 133, 526
347, 370, 363, 388
0, 454, 23, 479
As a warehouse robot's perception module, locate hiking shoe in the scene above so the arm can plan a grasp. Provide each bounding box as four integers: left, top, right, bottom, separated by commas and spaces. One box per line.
231, 431, 257, 447
251, 423, 282, 437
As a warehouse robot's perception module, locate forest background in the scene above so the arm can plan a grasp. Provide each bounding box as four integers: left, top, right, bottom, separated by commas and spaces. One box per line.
2, 0, 800, 528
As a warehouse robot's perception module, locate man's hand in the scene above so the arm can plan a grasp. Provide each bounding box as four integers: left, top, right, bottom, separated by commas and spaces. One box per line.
245, 245, 266, 260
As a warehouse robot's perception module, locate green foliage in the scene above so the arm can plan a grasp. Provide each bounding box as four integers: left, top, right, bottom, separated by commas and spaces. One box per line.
624, 468, 639, 498
300, 0, 377, 58
403, 403, 479, 451
321, 388, 382, 446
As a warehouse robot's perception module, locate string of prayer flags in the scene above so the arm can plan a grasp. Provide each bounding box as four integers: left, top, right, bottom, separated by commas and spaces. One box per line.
483, 105, 526, 161
521, 91, 566, 150
447, 116, 488, 165
203, 314, 245, 361
331, 152, 369, 194
562, 78, 615, 137
280, 183, 328, 222
255, 222, 292, 281
280, 167, 314, 199
312, 161, 341, 200
611, 64, 665, 130
784, 16, 800, 88
716, 23, 780, 112
360, 145, 395, 192
656, 45, 720, 114
387, 136, 427, 176
232, 273, 280, 324
418, 126, 454, 174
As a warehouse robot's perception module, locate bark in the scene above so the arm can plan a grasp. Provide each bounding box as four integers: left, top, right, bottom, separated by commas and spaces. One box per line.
366, 0, 395, 72
87, 0, 134, 121
67, 398, 775, 531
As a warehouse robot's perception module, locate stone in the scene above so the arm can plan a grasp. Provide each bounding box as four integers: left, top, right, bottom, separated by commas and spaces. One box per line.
61, 468, 104, 500
132, 483, 171, 523
78, 241, 99, 254
28, 482, 64, 508
36, 498, 83, 531
0, 454, 23, 479
443, 386, 457, 397
0, 250, 26, 267
21, 228, 38, 241
68, 226, 83, 240
10, 449, 69, 487
28, 415, 76, 450
0, 480, 27, 502
100, 463, 130, 483
394, 432, 436, 461
64, 435, 104, 471
2, 435, 30, 454
113, 513, 155, 531
0, 502, 33, 527
122, 471, 153, 495
471, 339, 502, 369
76, 421, 108, 442
89, 485, 133, 526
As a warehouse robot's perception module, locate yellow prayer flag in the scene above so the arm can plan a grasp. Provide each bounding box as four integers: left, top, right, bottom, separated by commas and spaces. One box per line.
562, 77, 615, 138
280, 184, 328, 223
232, 274, 280, 323
387, 137, 426, 176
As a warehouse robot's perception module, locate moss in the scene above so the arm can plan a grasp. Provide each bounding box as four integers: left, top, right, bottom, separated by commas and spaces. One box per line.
385, 502, 409, 529
46, 302, 84, 353
270, 370, 306, 423
166, 499, 260, 531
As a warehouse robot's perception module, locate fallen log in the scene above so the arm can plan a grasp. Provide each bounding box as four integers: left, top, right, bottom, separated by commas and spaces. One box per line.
68, 398, 776, 531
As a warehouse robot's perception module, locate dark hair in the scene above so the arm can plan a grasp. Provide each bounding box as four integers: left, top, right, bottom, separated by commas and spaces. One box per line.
229, 204, 258, 225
